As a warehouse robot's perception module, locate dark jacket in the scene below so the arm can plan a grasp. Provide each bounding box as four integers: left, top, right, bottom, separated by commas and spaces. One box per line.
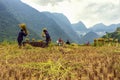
45, 32, 50, 39
17, 31, 27, 41
43, 30, 50, 40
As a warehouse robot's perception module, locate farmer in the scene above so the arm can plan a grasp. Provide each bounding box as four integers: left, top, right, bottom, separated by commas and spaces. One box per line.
66, 40, 70, 45
17, 23, 28, 48
42, 29, 51, 46
57, 38, 64, 46
17, 29, 27, 48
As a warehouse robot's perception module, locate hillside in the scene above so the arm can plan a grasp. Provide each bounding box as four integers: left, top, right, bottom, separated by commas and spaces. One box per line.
80, 31, 99, 43
89, 23, 107, 32
0, 0, 80, 43
0, 43, 120, 79
72, 22, 120, 41
0, 2, 18, 41
103, 27, 120, 42
44, 12, 80, 43
89, 23, 120, 32
0, 2, 39, 42
72, 21, 88, 31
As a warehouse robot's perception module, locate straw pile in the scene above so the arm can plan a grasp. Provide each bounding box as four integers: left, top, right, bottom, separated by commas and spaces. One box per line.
41, 28, 47, 37
18, 23, 28, 34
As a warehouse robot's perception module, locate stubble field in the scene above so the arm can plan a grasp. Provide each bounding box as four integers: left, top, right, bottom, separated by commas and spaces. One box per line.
0, 43, 120, 80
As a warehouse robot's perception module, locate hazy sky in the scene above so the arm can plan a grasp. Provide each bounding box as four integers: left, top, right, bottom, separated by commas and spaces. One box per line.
21, 0, 120, 28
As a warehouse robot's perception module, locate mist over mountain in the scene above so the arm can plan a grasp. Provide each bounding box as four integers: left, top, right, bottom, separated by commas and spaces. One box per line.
0, 0, 80, 43
80, 31, 99, 44
43, 12, 80, 43
89, 23, 120, 37
1, 0, 120, 44
72, 21, 120, 43
72, 21, 120, 35
72, 21, 88, 38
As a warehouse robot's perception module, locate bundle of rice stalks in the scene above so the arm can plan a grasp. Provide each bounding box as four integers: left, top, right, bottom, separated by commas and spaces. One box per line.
25, 38, 29, 42
32, 38, 35, 42
18, 23, 28, 34
37, 40, 43, 42
41, 28, 47, 37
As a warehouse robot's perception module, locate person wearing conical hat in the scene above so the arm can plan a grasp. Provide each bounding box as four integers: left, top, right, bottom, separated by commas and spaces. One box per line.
17, 24, 28, 48
42, 28, 51, 46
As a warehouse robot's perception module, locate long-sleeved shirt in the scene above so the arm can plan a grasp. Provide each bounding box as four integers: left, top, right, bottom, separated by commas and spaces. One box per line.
17, 31, 27, 40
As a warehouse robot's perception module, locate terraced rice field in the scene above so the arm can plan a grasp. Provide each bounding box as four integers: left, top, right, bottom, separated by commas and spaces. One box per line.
0, 43, 120, 80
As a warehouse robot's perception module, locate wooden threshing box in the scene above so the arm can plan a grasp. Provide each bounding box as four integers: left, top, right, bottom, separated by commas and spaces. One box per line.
23, 41, 47, 48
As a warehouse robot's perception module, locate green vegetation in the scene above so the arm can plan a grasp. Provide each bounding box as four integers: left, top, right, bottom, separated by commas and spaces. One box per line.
0, 42, 120, 80
0, 1, 40, 42
103, 27, 120, 42
0, 0, 80, 43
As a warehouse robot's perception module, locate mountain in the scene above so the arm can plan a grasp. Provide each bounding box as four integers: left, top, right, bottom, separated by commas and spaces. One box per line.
88, 23, 120, 36
71, 22, 103, 43
71, 21, 88, 38
0, 1, 39, 42
89, 23, 107, 32
103, 27, 120, 42
71, 22, 120, 43
80, 31, 100, 44
43, 12, 80, 43
2, 0, 119, 44
72, 21, 88, 31
0, 0, 80, 43
89, 23, 120, 32
107, 24, 120, 32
